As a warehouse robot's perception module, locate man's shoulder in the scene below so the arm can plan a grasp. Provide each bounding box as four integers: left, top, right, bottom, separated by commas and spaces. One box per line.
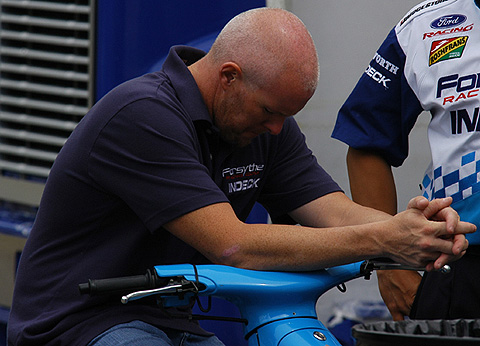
396, 0, 461, 32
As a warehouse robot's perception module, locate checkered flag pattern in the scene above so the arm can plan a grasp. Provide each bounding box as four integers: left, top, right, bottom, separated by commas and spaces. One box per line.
422, 151, 480, 204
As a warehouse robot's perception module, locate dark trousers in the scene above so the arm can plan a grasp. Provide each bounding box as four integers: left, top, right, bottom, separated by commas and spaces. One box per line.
410, 246, 480, 319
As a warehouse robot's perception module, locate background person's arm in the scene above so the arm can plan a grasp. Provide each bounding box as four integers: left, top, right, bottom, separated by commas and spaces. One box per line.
346, 146, 422, 320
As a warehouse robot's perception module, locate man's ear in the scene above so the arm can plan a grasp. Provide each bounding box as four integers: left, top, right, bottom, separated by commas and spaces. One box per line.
219, 62, 242, 89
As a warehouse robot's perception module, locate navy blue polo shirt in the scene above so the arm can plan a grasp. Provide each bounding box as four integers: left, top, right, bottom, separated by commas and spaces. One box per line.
8, 46, 341, 346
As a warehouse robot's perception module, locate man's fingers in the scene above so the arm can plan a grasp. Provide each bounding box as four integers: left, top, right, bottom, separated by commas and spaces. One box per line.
400, 197, 474, 269
452, 235, 469, 255
432, 251, 464, 271
408, 197, 475, 236
423, 234, 468, 270
434, 220, 476, 238
424, 261, 436, 272
430, 206, 458, 233
406, 196, 429, 211
406, 196, 452, 214
429, 234, 466, 254
407, 197, 457, 232
421, 197, 453, 220
449, 220, 476, 235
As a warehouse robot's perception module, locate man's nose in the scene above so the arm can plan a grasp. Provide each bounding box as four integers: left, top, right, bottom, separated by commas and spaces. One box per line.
265, 116, 285, 135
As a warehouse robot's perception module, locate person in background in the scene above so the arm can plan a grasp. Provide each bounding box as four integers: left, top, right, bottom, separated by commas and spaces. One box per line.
8, 7, 474, 346
332, 0, 480, 320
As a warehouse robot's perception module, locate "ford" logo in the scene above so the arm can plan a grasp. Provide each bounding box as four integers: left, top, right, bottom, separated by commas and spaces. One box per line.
430, 14, 467, 29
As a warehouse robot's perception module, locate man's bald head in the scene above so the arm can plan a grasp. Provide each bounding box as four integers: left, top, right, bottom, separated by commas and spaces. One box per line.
207, 8, 319, 94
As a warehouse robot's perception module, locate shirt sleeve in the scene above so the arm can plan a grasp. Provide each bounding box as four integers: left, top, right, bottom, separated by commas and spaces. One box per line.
331, 27, 423, 167
87, 97, 228, 232
259, 118, 342, 219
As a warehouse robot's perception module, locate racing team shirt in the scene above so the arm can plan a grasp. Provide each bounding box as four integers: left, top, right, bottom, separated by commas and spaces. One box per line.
332, 0, 480, 243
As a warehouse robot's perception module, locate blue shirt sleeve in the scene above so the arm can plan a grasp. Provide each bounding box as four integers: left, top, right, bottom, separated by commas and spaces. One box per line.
259, 118, 342, 219
332, 28, 423, 167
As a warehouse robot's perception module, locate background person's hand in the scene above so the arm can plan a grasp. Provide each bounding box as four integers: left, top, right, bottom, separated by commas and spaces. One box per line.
377, 270, 421, 320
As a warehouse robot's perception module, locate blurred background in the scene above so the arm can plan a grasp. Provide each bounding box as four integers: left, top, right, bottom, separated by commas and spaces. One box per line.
0, 1, 431, 345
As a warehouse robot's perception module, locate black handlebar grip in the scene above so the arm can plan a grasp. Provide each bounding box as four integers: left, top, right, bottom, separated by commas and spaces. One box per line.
79, 270, 158, 295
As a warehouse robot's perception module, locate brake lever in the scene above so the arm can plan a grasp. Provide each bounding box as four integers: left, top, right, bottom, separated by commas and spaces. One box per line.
121, 279, 199, 304
360, 260, 451, 279
121, 284, 184, 304
370, 262, 451, 273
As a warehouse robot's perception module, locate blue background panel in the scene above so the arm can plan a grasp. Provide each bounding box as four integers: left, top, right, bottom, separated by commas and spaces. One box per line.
95, 2, 266, 346
95, 0, 266, 100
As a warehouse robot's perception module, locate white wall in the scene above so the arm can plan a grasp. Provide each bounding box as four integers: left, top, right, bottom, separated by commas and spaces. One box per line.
268, 0, 432, 322
286, 0, 431, 208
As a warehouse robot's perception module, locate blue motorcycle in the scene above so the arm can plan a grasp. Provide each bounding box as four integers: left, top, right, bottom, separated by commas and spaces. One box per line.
79, 260, 449, 346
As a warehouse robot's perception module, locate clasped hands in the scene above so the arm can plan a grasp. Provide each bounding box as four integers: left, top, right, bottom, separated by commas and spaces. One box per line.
392, 196, 476, 271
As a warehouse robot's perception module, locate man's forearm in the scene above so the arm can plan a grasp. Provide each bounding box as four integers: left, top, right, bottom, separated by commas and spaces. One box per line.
347, 147, 397, 215
165, 197, 473, 272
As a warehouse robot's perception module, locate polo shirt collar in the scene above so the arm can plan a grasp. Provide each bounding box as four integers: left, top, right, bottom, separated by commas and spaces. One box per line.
162, 46, 213, 126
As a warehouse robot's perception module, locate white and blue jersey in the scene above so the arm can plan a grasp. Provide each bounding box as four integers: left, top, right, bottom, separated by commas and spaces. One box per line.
332, 0, 480, 243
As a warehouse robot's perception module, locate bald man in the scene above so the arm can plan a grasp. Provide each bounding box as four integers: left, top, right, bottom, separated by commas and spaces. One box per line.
8, 8, 475, 346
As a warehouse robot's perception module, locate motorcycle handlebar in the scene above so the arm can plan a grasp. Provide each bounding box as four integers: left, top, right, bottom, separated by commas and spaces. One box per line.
79, 260, 451, 298
79, 269, 160, 295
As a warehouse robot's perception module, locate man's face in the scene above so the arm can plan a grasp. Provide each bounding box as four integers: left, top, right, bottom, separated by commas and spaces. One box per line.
213, 75, 312, 147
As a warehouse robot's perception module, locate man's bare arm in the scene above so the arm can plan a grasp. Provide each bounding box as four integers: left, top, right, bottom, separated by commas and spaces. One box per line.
164, 191, 474, 272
